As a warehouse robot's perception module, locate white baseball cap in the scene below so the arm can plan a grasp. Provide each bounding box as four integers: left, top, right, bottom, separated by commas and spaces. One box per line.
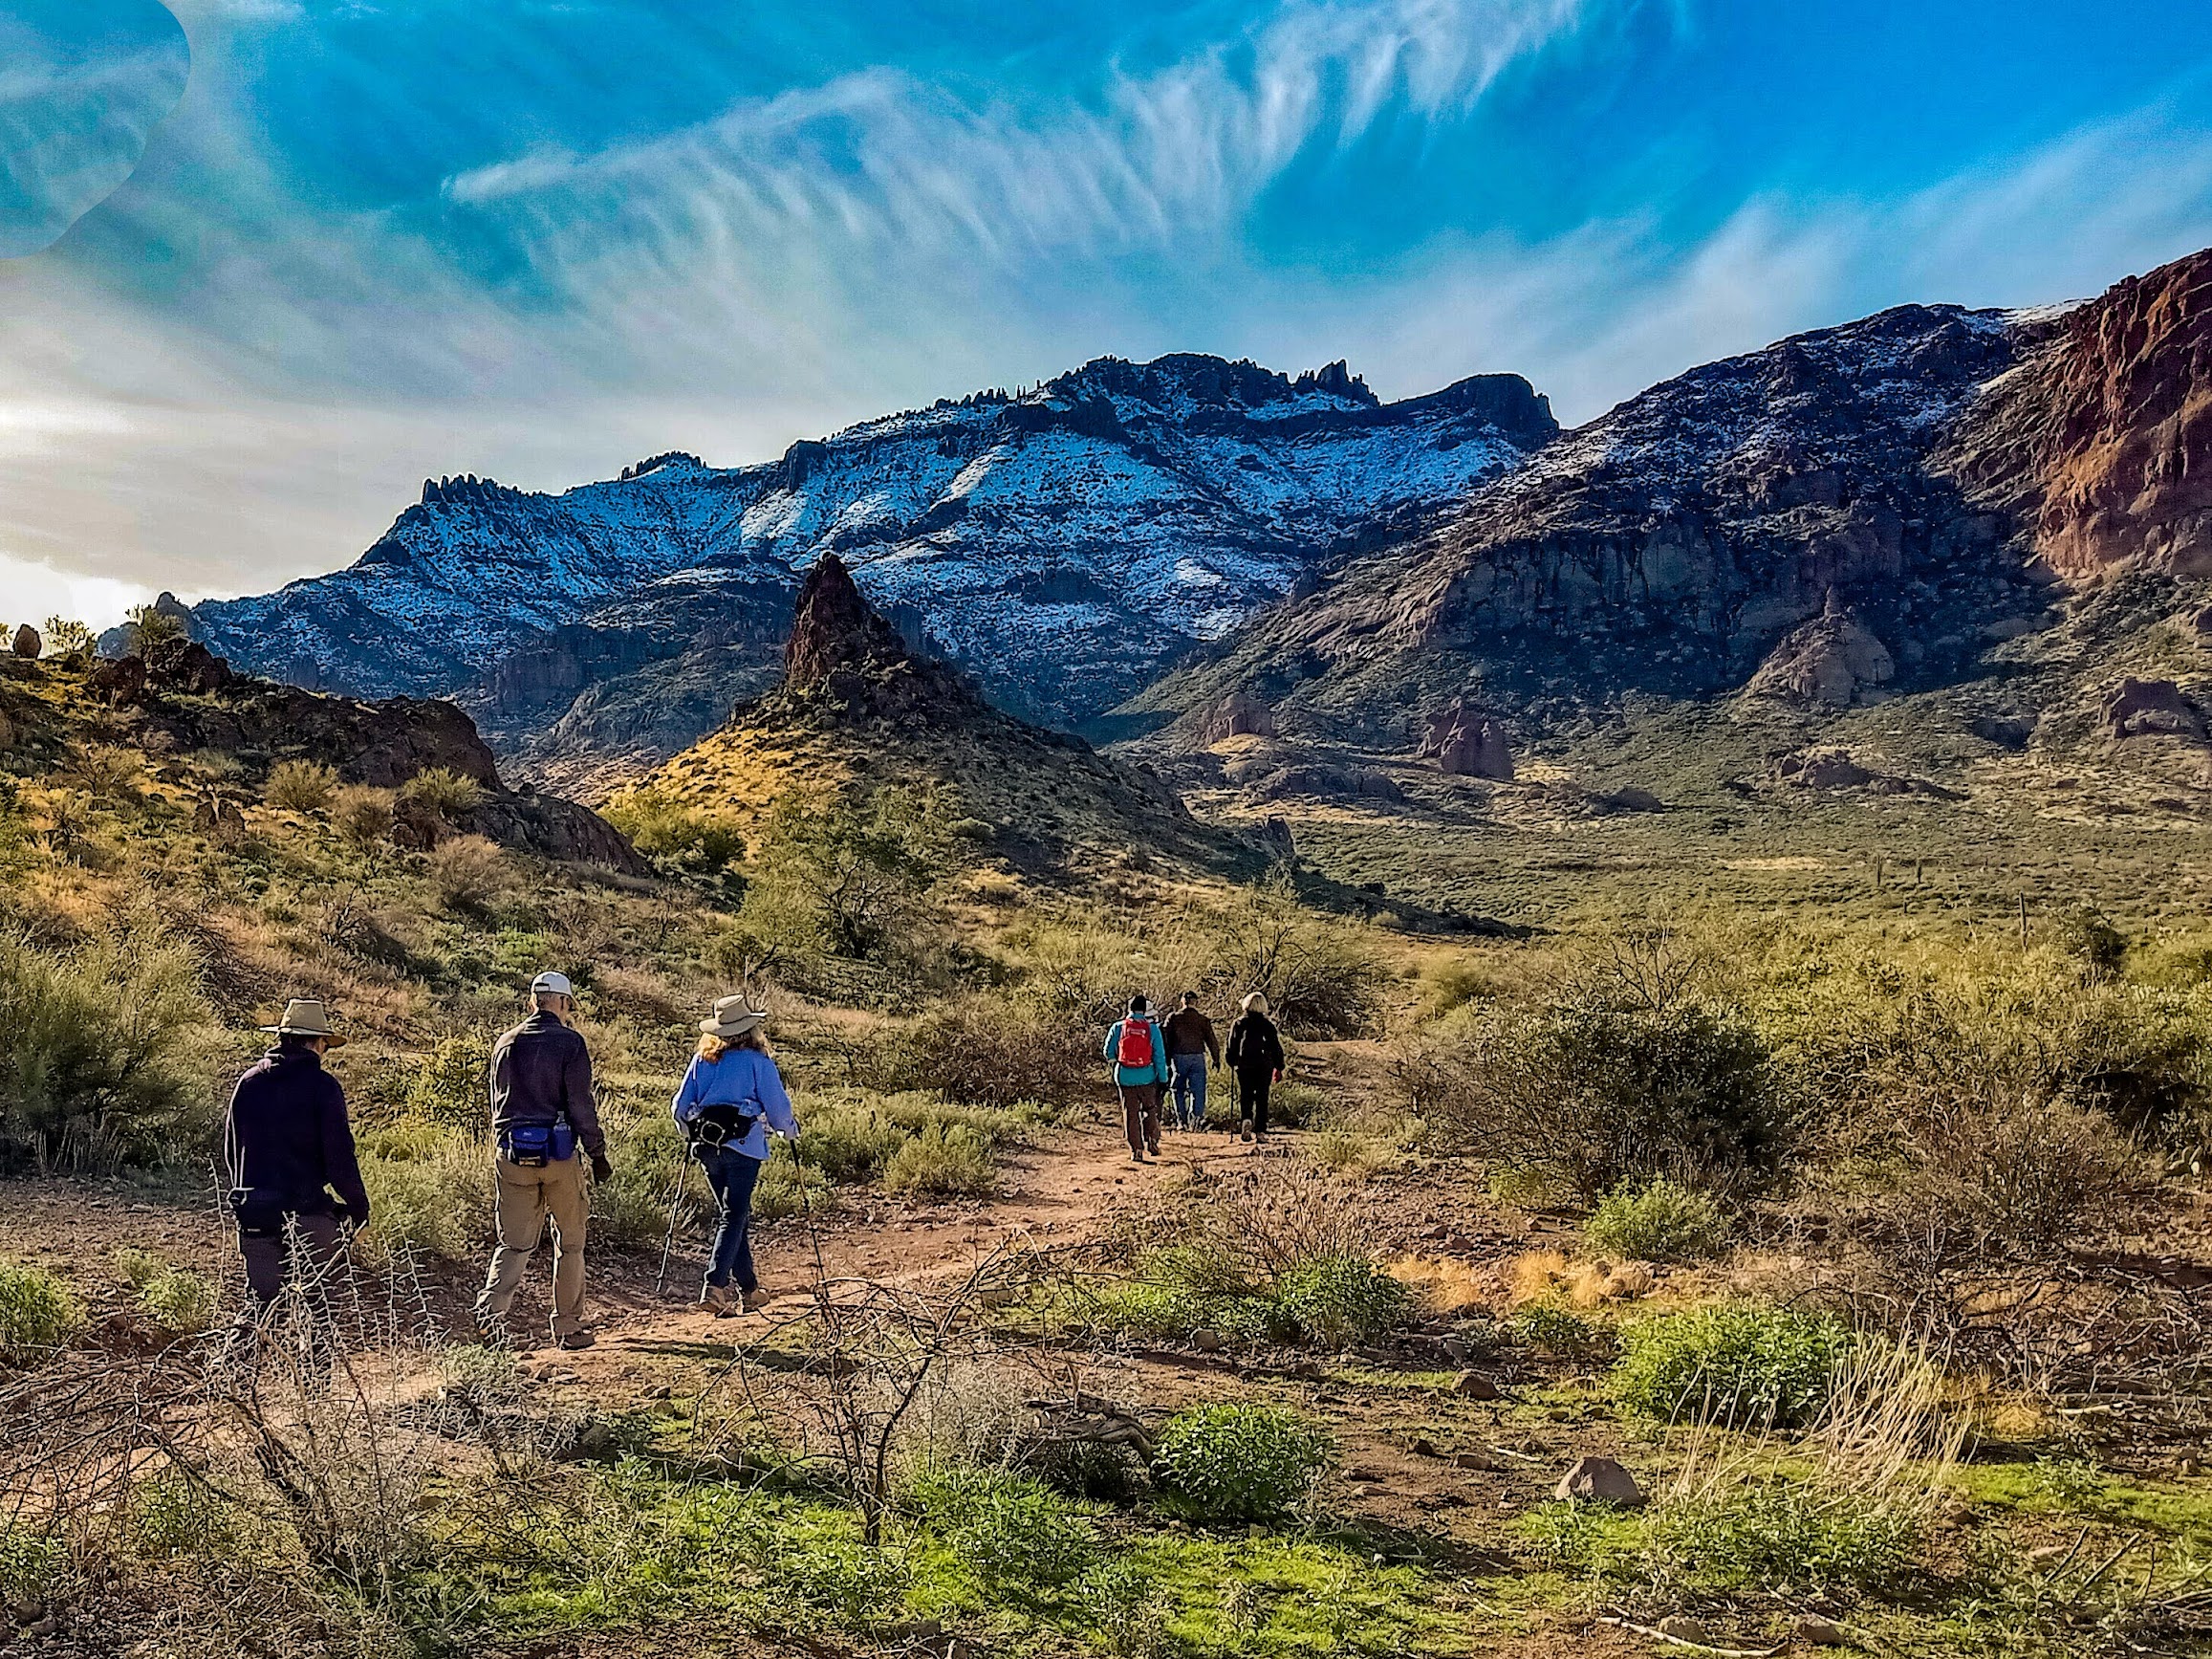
531, 971, 575, 996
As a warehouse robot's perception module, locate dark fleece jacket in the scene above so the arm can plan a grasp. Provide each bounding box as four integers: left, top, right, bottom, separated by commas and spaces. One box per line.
223, 1044, 370, 1220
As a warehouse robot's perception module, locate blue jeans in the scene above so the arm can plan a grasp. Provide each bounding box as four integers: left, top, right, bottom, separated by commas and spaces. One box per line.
699, 1146, 764, 1293
1169, 1055, 1208, 1128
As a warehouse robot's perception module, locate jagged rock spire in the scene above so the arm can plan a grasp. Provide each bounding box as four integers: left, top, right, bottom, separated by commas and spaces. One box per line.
784, 555, 912, 688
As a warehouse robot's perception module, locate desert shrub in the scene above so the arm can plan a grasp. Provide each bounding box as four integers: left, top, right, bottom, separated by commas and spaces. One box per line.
40, 617, 93, 659
114, 1248, 218, 1333
132, 1469, 236, 1559
1271, 1253, 1411, 1348
398, 766, 486, 820
0, 1261, 85, 1363
125, 604, 185, 653
602, 786, 745, 873
264, 759, 337, 812
1209, 874, 1386, 1039
1150, 1405, 1330, 1522
425, 835, 508, 911
1585, 1177, 1730, 1262
395, 1035, 490, 1128
0, 1527, 61, 1602
1506, 1301, 1612, 1360
73, 743, 142, 797
1897, 1093, 2140, 1256
742, 784, 954, 963
903, 1463, 1101, 1589
753, 1143, 831, 1218
1646, 1478, 1919, 1593
1446, 994, 1789, 1201
881, 1123, 994, 1196
870, 996, 1089, 1109
356, 1121, 489, 1262
0, 918, 212, 1171
791, 1097, 909, 1183
331, 784, 394, 848
1612, 1304, 1854, 1429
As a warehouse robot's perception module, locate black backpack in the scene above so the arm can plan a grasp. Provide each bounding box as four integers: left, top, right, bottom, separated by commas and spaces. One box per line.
686, 1100, 759, 1156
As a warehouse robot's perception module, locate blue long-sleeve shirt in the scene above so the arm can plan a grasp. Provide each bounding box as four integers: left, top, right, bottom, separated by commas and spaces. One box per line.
1103, 1017, 1170, 1087
670, 1047, 799, 1161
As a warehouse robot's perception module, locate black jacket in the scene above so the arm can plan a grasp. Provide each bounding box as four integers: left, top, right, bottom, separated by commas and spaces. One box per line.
1226, 1013, 1285, 1079
223, 1044, 370, 1220
489, 1012, 606, 1157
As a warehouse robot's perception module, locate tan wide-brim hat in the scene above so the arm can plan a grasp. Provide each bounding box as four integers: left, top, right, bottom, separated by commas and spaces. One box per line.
261, 998, 346, 1044
1241, 993, 1270, 1015
701, 995, 768, 1039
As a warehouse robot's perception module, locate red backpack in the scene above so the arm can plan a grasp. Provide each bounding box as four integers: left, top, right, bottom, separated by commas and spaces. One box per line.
1115, 1018, 1156, 1067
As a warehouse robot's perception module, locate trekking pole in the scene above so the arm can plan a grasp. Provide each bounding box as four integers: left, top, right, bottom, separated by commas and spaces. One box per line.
654, 1152, 691, 1296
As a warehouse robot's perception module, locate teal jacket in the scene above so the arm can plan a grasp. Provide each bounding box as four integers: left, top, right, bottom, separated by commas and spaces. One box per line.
1103, 1016, 1170, 1087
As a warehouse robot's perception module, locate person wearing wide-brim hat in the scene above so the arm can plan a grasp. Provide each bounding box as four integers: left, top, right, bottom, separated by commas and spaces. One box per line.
1225, 993, 1286, 1144
671, 995, 800, 1316
222, 999, 370, 1317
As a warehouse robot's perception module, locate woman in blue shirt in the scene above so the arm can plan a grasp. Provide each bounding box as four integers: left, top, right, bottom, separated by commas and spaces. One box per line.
672, 996, 800, 1315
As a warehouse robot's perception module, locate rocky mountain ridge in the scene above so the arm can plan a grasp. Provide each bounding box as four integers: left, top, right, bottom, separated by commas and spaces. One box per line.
181, 352, 1558, 759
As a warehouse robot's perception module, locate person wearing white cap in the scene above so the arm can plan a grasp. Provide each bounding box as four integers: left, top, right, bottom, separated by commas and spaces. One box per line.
671, 995, 800, 1315
223, 998, 371, 1316
474, 971, 611, 1348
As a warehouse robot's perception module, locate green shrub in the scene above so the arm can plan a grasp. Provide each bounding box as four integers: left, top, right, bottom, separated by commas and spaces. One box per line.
1271, 1253, 1410, 1348
1086, 1279, 1273, 1344
424, 835, 507, 910
357, 1121, 489, 1262
1151, 1405, 1330, 1522
1448, 995, 1789, 1200
1585, 1177, 1730, 1262
1507, 1301, 1612, 1361
881, 1123, 993, 1196
113, 1251, 219, 1333
792, 1098, 910, 1182
904, 1463, 1102, 1589
1612, 1304, 1854, 1429
869, 997, 1089, 1110
398, 765, 487, 819
331, 783, 394, 847
1647, 1479, 1919, 1593
1515, 1500, 1642, 1575
132, 1470, 235, 1559
0, 1527, 61, 1602
753, 1143, 831, 1219
602, 786, 746, 873
0, 1262, 85, 1363
264, 759, 337, 812
0, 920, 212, 1171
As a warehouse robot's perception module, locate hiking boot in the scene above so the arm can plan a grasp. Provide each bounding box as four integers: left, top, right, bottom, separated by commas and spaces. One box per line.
1130, 1150, 1147, 1164
740, 1289, 768, 1314
1145, 1141, 1161, 1157
555, 1328, 597, 1351
1239, 1121, 1254, 1142
700, 1284, 737, 1317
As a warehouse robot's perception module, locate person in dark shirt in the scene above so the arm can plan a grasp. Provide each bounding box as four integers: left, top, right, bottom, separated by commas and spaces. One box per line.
1225, 993, 1287, 1143
221, 998, 368, 1314
1160, 992, 1222, 1132
474, 971, 611, 1349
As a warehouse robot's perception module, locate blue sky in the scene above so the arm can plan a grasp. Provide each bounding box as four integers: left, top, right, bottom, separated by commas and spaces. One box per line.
5, 0, 2212, 624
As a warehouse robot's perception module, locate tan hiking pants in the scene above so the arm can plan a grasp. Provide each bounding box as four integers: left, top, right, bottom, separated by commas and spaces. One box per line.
475, 1156, 590, 1337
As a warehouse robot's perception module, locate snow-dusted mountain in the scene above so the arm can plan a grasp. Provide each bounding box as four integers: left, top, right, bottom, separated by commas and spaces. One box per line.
185, 354, 1557, 752
1125, 302, 2057, 743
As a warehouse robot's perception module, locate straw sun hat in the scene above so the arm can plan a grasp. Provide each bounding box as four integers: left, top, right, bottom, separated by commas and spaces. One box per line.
700, 995, 769, 1039
260, 998, 346, 1044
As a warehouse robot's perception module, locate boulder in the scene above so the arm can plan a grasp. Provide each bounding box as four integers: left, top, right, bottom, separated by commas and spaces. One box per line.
1770, 748, 1874, 790
1553, 1455, 1645, 1507
1196, 688, 1276, 744
89, 654, 148, 707
1419, 700, 1512, 780
2100, 677, 2207, 741
11, 624, 38, 660
1741, 592, 1895, 709
1795, 1615, 1850, 1647
1449, 1370, 1502, 1400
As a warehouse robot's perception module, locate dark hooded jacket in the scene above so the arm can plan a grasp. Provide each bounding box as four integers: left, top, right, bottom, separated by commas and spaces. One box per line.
489, 1011, 607, 1157
223, 1043, 370, 1221
1225, 1012, 1285, 1081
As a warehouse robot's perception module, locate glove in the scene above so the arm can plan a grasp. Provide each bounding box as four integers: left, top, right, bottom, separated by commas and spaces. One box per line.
590, 1153, 614, 1185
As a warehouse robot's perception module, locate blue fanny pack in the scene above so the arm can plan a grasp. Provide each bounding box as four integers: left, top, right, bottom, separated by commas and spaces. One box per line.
500, 1121, 576, 1167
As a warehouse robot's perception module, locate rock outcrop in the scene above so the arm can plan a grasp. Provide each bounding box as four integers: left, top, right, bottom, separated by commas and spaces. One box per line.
1419, 701, 1513, 779
11, 625, 38, 660
1193, 688, 1277, 744
2100, 676, 2207, 741
1949, 246, 2212, 578
1741, 592, 1895, 708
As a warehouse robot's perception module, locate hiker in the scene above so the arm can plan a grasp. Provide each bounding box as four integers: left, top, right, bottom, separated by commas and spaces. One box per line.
1103, 993, 1170, 1163
474, 971, 612, 1350
1161, 991, 1221, 1132
671, 996, 801, 1316
221, 998, 369, 1316
1225, 993, 1287, 1143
